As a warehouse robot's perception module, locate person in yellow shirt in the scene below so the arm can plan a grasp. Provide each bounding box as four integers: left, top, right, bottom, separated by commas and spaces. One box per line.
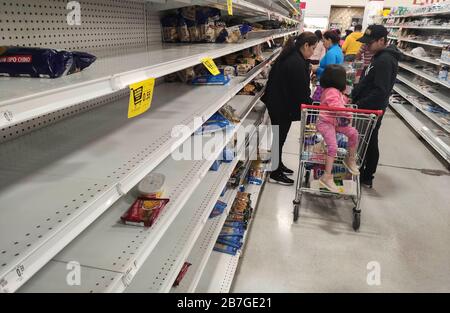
342, 24, 363, 62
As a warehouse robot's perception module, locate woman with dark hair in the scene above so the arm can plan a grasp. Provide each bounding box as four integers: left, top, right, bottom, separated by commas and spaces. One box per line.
310, 30, 325, 65
261, 32, 318, 185
312, 30, 344, 79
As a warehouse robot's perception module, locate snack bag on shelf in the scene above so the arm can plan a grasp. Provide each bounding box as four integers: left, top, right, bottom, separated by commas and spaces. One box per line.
219, 104, 240, 124
161, 14, 178, 42
0, 47, 96, 78
195, 112, 232, 135
213, 242, 239, 255
191, 74, 231, 85
177, 16, 191, 43
120, 198, 170, 227
248, 160, 264, 185
209, 200, 227, 218
173, 262, 192, 287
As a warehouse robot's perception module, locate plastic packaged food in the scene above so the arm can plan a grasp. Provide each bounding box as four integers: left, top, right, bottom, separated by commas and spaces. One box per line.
120, 198, 170, 227
219, 104, 240, 124
176, 67, 196, 83
209, 200, 227, 218
0, 47, 96, 78
161, 14, 179, 42
173, 262, 192, 287
177, 16, 191, 43
213, 242, 239, 255
248, 160, 264, 185
220, 226, 245, 236
210, 160, 221, 171
191, 74, 230, 85
195, 112, 232, 135
217, 65, 236, 77
137, 173, 166, 198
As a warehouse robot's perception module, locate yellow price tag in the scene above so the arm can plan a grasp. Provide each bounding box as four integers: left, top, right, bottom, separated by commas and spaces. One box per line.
128, 78, 155, 118
227, 0, 233, 15
201, 57, 220, 76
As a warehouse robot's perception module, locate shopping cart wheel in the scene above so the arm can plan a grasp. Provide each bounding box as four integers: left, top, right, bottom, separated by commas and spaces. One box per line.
352, 208, 361, 231
293, 204, 300, 222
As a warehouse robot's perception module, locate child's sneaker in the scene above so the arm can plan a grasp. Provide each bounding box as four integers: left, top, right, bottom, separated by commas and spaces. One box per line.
319, 174, 340, 193
343, 157, 360, 176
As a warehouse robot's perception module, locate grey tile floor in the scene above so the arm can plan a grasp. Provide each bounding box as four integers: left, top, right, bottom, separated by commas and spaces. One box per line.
232, 109, 450, 292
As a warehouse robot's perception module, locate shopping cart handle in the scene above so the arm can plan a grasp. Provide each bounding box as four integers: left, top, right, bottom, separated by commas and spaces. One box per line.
300, 104, 384, 116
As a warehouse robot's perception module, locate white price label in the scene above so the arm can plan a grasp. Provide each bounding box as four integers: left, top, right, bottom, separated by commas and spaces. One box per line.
1, 110, 14, 122
122, 267, 134, 287
16, 264, 25, 279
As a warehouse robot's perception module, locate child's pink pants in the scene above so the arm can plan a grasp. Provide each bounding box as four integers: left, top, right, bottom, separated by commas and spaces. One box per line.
317, 120, 359, 157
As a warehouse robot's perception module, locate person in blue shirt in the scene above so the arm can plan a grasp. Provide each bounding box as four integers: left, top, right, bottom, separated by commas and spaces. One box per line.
313, 30, 344, 79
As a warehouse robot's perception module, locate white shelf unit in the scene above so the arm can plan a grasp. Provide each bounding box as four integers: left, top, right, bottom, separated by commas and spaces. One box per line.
195, 176, 266, 293
390, 99, 450, 163
393, 84, 450, 133
0, 0, 303, 293
384, 7, 450, 164
170, 111, 263, 293
400, 50, 441, 66
18, 89, 265, 293
400, 26, 450, 30
0, 29, 298, 129
440, 60, 450, 66
383, 9, 450, 19
399, 38, 446, 48
398, 62, 439, 84
396, 73, 450, 112
0, 44, 283, 293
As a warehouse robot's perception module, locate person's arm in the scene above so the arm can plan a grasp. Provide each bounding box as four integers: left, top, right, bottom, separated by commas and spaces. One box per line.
355, 57, 392, 110
316, 51, 332, 77
285, 60, 312, 105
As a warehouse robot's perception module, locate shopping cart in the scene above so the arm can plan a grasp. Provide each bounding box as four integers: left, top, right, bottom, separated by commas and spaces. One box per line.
293, 104, 383, 231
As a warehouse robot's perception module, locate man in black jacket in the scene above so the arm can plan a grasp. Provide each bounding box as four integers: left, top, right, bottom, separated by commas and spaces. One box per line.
351, 24, 402, 188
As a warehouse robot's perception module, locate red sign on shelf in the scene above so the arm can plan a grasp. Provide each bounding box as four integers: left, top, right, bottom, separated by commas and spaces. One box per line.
300, 2, 306, 10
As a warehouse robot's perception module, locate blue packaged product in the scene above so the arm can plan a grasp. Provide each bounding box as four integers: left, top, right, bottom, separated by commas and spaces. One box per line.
222, 147, 234, 163
209, 200, 227, 218
210, 160, 221, 171
0, 47, 96, 78
213, 242, 238, 256
191, 74, 231, 85
223, 221, 245, 228
220, 186, 227, 197
195, 112, 232, 135
217, 238, 243, 249
220, 226, 245, 237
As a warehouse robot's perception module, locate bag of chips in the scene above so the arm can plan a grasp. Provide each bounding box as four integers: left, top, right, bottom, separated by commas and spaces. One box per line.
0, 47, 96, 78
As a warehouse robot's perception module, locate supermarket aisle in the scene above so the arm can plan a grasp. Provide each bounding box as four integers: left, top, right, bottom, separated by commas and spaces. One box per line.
232, 109, 450, 292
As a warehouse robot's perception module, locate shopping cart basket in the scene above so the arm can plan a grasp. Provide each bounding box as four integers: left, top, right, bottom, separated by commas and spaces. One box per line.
293, 104, 383, 231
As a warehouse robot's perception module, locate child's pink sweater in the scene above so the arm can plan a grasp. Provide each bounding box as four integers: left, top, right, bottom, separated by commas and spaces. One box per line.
319, 87, 350, 125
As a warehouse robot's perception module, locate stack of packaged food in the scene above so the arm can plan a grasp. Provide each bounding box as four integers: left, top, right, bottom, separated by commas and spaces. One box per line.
213, 192, 253, 256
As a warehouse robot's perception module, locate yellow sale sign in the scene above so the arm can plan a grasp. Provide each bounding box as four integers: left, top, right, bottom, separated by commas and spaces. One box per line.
128, 78, 155, 118
201, 57, 220, 76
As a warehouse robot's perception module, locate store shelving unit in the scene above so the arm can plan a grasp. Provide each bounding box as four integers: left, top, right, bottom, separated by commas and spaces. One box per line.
393, 84, 450, 133
195, 173, 266, 293
0, 30, 297, 129
383, 4, 450, 164
18, 88, 267, 293
0, 0, 302, 293
390, 98, 450, 163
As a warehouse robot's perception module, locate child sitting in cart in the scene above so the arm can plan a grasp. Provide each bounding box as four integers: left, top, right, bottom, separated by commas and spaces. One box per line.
317, 64, 360, 193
